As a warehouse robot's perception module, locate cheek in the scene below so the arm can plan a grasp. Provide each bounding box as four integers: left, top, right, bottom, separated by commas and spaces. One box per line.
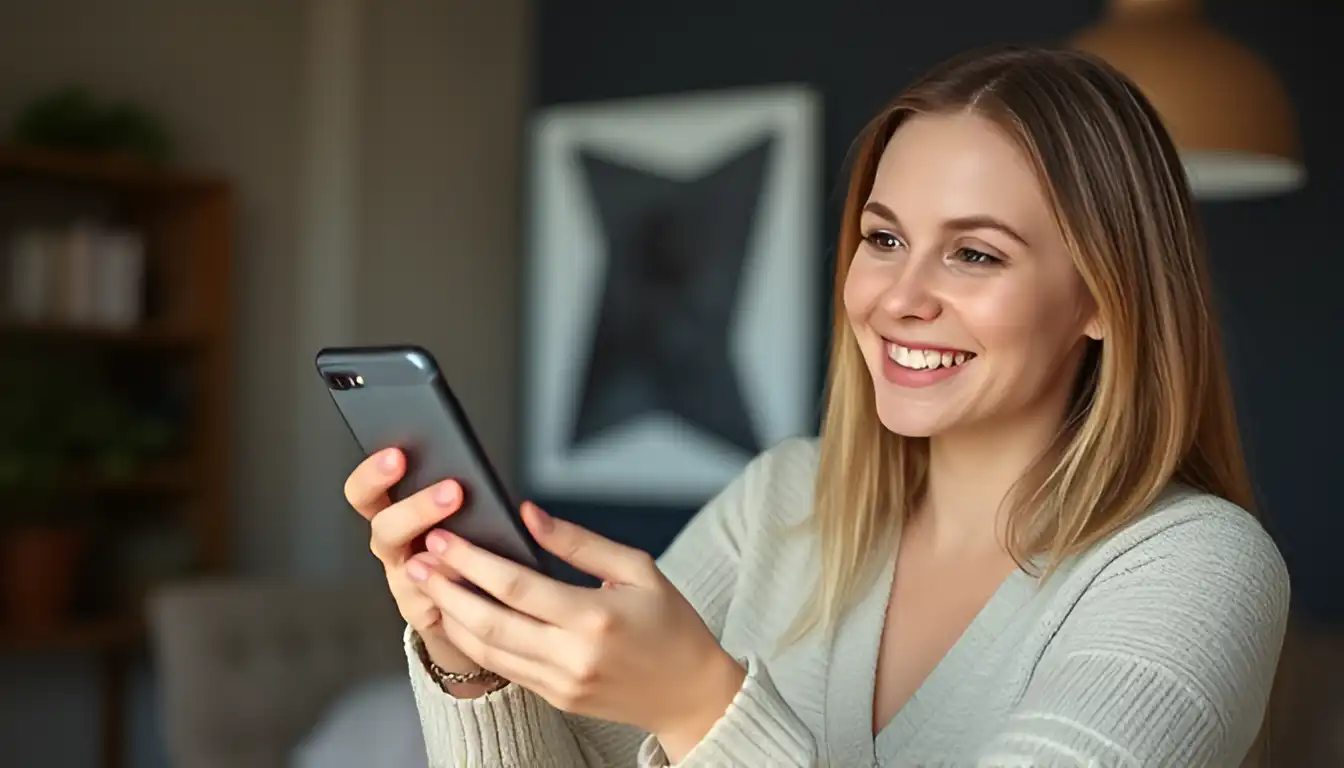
842, 256, 880, 324
960, 277, 1087, 364
956, 284, 1042, 351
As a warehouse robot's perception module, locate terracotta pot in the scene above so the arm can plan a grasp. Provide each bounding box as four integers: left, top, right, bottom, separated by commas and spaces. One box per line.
2, 525, 88, 629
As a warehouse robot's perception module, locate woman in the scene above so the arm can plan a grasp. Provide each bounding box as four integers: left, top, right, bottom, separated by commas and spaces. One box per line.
345, 45, 1289, 767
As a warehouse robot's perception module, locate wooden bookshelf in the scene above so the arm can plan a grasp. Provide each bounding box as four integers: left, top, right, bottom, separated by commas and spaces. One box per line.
0, 144, 232, 768
0, 320, 199, 348
0, 145, 223, 192
0, 616, 143, 652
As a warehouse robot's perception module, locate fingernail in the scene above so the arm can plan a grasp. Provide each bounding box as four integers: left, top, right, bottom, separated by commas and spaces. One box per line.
381, 450, 399, 472
426, 532, 449, 555
527, 502, 553, 533
434, 481, 460, 507
406, 561, 429, 582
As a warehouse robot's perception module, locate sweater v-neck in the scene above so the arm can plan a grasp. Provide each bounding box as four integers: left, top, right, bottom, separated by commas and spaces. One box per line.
821, 550, 1035, 766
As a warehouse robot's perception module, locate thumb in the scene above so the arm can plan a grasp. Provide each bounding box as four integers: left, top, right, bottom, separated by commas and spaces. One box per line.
521, 502, 657, 585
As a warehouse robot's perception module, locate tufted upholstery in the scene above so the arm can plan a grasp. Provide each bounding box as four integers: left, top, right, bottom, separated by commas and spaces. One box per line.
148, 579, 409, 768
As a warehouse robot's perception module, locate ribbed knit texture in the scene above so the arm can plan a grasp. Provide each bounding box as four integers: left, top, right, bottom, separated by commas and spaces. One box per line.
404, 438, 1289, 767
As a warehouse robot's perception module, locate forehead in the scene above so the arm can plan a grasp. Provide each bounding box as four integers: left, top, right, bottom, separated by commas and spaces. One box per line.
869, 111, 1053, 233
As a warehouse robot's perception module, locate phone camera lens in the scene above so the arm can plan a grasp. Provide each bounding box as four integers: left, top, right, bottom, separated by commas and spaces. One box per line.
326, 371, 364, 390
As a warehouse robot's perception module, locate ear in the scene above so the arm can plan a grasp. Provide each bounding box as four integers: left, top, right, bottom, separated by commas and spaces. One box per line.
1084, 316, 1104, 341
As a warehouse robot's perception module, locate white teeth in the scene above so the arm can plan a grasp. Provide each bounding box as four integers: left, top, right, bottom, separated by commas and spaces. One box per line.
886, 342, 974, 371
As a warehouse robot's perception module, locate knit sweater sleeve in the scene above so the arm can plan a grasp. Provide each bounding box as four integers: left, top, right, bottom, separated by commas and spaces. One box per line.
972, 503, 1291, 768
632, 650, 816, 767
404, 443, 805, 767
633, 438, 817, 767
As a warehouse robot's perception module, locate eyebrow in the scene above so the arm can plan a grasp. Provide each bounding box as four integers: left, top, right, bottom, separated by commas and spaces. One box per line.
862, 201, 1030, 248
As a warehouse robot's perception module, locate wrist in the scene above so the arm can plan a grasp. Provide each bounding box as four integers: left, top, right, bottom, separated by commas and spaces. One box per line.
420, 631, 474, 672
655, 650, 746, 763
412, 630, 509, 697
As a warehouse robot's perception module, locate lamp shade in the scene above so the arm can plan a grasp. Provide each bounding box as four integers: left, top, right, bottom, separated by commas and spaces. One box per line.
1070, 0, 1305, 200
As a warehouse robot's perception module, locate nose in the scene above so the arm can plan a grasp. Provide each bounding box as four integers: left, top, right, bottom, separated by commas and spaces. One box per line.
878, 254, 941, 322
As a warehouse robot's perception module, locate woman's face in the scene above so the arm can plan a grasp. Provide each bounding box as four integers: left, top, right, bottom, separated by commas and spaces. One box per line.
844, 111, 1101, 439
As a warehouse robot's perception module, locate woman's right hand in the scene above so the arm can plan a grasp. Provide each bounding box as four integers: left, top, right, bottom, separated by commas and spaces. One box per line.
344, 448, 485, 685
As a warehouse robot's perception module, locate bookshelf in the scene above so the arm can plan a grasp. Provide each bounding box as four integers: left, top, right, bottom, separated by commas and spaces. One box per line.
0, 145, 232, 768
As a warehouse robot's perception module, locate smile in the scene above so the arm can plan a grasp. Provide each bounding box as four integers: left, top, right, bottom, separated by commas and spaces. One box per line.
885, 341, 976, 371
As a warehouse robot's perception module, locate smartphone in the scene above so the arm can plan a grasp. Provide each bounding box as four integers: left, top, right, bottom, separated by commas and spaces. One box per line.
315, 344, 546, 573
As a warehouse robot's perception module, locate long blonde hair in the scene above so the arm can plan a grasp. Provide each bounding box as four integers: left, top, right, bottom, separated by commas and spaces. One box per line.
786, 45, 1257, 644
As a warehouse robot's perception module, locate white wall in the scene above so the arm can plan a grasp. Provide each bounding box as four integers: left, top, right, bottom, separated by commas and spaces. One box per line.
357, 0, 529, 480
0, 0, 529, 764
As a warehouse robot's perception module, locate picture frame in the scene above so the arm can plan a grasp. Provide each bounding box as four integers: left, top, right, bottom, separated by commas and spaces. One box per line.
521, 84, 822, 506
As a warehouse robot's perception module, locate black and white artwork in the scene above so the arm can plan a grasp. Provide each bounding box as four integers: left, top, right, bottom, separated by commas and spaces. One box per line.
522, 85, 821, 505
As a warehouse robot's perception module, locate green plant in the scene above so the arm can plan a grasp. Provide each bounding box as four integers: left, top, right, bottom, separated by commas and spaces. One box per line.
11, 86, 173, 164
0, 372, 73, 527
65, 393, 175, 479
0, 356, 177, 529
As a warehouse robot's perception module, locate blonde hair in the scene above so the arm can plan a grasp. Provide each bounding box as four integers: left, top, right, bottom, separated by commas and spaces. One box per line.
785, 45, 1257, 644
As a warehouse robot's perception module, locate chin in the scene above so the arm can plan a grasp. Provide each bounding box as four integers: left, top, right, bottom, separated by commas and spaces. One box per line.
872, 394, 959, 438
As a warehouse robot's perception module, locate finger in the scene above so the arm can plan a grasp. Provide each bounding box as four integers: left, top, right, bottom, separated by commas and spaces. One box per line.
436, 612, 551, 694
344, 448, 405, 520
428, 531, 583, 626
414, 567, 568, 666
407, 551, 460, 582
522, 502, 658, 585
386, 566, 444, 630
369, 480, 464, 561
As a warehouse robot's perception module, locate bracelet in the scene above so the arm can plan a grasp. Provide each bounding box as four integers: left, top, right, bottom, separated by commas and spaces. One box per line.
412, 631, 509, 693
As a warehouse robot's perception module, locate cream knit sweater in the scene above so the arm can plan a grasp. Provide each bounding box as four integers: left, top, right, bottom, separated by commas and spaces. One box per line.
403, 438, 1289, 767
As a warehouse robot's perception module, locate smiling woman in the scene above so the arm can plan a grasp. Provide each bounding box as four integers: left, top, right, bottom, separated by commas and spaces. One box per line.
342, 44, 1288, 768
846, 117, 1099, 432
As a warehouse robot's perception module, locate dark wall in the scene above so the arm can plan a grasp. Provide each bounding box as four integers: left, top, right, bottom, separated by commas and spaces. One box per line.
529, 0, 1344, 621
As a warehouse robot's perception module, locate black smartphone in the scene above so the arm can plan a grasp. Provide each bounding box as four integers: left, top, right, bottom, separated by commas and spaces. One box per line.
315, 344, 546, 573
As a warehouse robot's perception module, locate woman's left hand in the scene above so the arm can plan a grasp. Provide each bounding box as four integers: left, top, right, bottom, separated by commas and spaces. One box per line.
405, 501, 746, 761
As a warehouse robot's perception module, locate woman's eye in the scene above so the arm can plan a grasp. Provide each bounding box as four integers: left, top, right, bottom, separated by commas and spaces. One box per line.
955, 247, 1001, 265
864, 231, 901, 250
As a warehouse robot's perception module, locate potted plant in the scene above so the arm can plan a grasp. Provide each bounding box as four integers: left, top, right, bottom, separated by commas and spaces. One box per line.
0, 355, 177, 629
0, 374, 91, 629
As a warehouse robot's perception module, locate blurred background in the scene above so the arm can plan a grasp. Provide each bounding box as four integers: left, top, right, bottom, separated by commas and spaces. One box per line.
0, 0, 1339, 766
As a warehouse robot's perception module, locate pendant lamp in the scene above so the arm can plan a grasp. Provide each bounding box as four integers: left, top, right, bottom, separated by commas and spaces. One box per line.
1070, 0, 1305, 200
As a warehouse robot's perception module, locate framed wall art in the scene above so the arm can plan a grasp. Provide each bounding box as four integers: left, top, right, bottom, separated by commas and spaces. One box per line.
522, 84, 822, 506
